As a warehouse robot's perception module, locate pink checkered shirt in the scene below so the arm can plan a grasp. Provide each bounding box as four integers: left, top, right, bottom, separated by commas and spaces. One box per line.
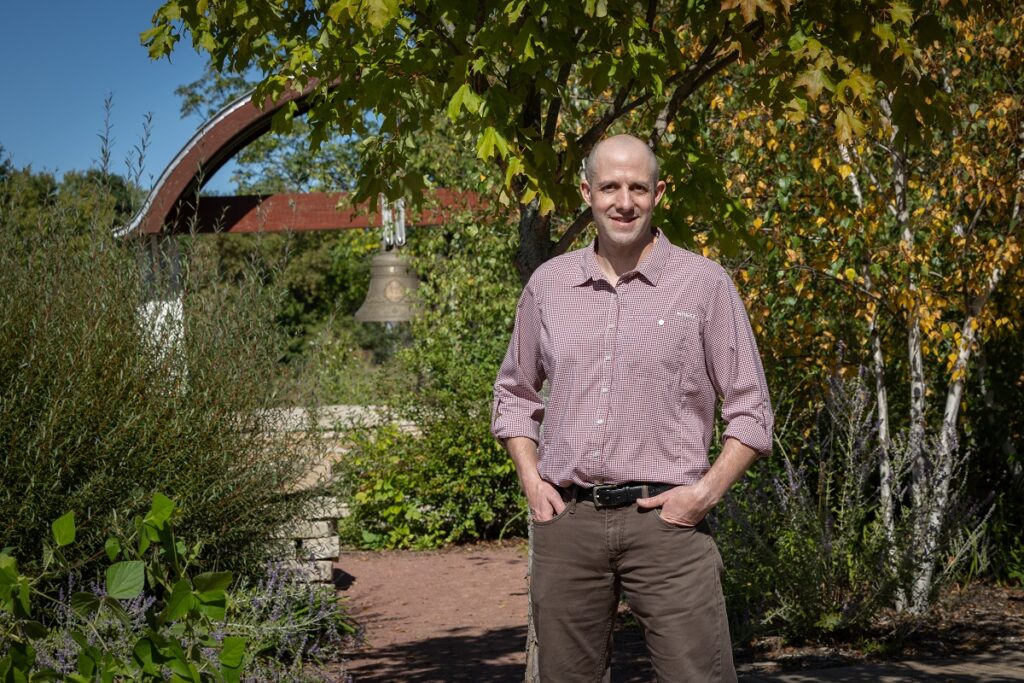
491, 230, 773, 488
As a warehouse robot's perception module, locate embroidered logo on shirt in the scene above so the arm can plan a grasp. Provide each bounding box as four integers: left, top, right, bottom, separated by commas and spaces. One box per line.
676, 311, 698, 320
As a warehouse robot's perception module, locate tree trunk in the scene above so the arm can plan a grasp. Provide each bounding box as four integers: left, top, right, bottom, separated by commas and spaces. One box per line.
515, 201, 553, 286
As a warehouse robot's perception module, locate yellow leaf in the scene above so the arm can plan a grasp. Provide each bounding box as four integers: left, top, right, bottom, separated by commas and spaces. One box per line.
811, 158, 822, 171
838, 164, 854, 178
844, 267, 857, 281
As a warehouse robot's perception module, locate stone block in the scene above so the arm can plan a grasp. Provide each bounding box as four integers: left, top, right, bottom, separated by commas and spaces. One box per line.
275, 520, 333, 539
299, 535, 340, 560
281, 560, 334, 583
308, 496, 349, 520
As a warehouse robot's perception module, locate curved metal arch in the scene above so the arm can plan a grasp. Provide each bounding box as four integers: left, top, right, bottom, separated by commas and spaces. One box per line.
115, 80, 323, 238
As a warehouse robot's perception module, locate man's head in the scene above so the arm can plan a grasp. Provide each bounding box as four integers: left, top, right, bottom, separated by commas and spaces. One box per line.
581, 135, 666, 255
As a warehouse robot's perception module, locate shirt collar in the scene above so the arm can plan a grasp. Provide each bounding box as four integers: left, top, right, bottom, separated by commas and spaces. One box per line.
575, 228, 672, 287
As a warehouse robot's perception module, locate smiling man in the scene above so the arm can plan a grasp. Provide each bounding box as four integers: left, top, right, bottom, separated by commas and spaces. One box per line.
492, 134, 773, 682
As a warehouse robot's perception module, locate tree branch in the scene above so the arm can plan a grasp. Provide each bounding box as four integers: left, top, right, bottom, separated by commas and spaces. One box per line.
553, 207, 594, 255
543, 61, 573, 143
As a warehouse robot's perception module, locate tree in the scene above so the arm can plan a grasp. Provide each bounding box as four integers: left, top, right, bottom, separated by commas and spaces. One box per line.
144, 0, 958, 282
712, 3, 1023, 612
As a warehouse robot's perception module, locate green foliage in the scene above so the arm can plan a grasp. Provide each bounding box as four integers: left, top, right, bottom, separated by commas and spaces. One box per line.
146, 0, 962, 274
336, 216, 527, 548
0, 497, 354, 682
719, 375, 986, 642
0, 161, 325, 582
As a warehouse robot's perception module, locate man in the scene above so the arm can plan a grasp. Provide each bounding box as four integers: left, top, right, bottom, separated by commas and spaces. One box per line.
491, 134, 772, 682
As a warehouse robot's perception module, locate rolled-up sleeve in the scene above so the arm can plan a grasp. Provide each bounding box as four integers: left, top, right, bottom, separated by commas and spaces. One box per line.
703, 274, 774, 456
491, 281, 547, 443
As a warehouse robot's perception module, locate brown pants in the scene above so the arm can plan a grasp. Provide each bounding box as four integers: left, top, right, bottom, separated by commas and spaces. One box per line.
531, 498, 736, 683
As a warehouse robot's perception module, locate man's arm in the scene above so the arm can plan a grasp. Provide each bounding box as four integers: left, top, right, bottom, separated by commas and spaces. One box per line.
505, 436, 565, 522
636, 437, 758, 526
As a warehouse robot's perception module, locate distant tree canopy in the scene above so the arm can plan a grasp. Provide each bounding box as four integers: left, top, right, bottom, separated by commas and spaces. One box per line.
145, 0, 963, 280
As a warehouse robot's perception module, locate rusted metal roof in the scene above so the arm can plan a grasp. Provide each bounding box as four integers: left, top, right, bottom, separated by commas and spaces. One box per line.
116, 80, 482, 238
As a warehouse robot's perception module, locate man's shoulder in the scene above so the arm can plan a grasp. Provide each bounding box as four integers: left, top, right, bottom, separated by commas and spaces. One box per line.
662, 240, 731, 284
526, 248, 587, 293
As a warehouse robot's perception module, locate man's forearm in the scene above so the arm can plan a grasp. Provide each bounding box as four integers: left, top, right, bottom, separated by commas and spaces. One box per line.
504, 436, 543, 494
504, 436, 566, 521
694, 437, 760, 507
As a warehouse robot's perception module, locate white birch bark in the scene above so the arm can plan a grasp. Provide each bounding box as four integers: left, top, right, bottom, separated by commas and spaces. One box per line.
840, 144, 898, 572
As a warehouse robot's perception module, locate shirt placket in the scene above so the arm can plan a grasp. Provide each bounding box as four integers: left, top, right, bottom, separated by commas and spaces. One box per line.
586, 280, 620, 484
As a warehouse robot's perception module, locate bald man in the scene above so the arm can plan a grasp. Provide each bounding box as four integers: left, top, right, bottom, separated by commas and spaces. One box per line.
492, 134, 773, 681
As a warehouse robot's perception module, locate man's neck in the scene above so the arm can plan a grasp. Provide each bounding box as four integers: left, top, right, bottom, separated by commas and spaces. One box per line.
594, 231, 657, 283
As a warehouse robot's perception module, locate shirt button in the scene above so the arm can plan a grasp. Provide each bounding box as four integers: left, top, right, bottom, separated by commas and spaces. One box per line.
607, 323, 615, 328
604, 355, 611, 361
600, 387, 609, 393
596, 419, 604, 425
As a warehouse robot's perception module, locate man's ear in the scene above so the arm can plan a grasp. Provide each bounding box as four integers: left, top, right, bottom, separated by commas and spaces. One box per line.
580, 179, 593, 207
653, 180, 667, 206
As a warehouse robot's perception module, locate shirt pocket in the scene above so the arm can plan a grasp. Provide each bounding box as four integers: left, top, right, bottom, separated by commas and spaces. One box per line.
621, 312, 703, 395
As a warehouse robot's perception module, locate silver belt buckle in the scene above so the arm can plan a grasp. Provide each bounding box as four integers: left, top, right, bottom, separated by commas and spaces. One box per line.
591, 484, 618, 509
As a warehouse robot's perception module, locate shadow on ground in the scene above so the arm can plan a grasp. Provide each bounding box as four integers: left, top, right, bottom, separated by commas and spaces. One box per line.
345, 620, 656, 682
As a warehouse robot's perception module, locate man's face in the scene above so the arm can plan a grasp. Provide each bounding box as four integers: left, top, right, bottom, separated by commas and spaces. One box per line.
581, 140, 666, 253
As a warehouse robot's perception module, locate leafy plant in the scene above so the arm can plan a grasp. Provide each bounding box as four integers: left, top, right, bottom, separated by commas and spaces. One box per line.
0, 496, 355, 682
336, 216, 527, 548
0, 162, 325, 582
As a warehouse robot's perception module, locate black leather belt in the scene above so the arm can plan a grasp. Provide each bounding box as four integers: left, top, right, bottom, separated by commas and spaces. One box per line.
569, 482, 676, 509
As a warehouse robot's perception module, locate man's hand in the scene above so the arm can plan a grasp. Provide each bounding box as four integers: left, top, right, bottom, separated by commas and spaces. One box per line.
636, 438, 762, 527
526, 478, 566, 523
503, 436, 566, 523
636, 484, 714, 527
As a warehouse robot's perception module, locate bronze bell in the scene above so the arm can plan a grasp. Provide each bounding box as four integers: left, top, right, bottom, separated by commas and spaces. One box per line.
354, 248, 420, 322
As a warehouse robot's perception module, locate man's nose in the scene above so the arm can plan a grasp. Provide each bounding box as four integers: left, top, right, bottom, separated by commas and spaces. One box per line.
614, 187, 634, 211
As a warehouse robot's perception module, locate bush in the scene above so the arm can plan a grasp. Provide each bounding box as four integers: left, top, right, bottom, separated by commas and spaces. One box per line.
1, 496, 354, 682
335, 217, 527, 548
0, 165, 324, 581
718, 374, 988, 643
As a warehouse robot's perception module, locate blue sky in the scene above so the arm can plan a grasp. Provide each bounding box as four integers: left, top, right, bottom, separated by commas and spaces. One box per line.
0, 1, 237, 193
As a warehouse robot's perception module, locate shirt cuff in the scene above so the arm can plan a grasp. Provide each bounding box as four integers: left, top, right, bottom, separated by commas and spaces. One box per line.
491, 415, 541, 444
723, 416, 773, 457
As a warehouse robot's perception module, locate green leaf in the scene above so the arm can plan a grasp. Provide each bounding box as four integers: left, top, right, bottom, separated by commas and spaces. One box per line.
145, 493, 175, 528
0, 553, 18, 585
22, 620, 48, 640
51, 511, 75, 547
447, 84, 469, 121
364, 0, 399, 31
196, 589, 227, 622
326, 0, 355, 23
163, 579, 197, 621
834, 107, 865, 143
889, 1, 913, 26
193, 571, 233, 593
132, 638, 161, 676
104, 538, 121, 562
219, 636, 246, 669
476, 127, 508, 160
70, 592, 101, 618
105, 561, 145, 600
793, 68, 830, 100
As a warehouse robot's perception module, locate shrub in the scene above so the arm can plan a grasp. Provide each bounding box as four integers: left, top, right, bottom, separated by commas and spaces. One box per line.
335, 217, 527, 548
718, 373, 988, 643
0, 165, 324, 581
1, 496, 354, 682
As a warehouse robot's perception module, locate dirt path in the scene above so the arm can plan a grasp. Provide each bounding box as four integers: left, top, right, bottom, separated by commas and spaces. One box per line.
336, 540, 532, 682
335, 541, 1024, 682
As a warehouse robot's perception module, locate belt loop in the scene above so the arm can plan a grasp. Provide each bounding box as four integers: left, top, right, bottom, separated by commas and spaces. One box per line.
641, 484, 648, 499
570, 484, 578, 514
